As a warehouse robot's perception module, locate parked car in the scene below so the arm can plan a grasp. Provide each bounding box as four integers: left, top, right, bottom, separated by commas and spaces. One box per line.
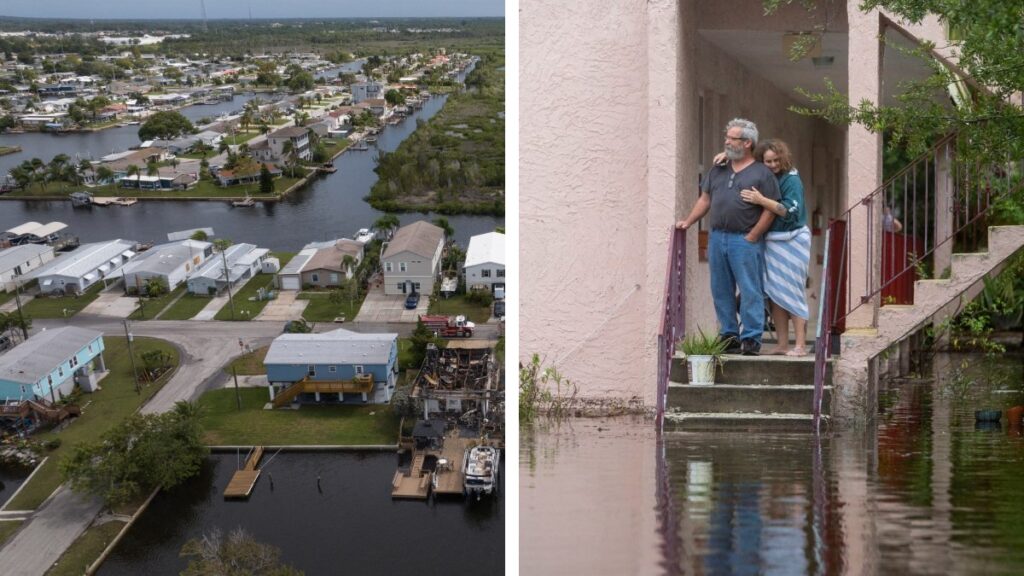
493, 300, 505, 320
0, 334, 12, 353
405, 291, 421, 309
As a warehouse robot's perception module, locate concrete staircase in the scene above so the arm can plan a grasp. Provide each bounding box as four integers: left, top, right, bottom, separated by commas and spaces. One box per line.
845, 225, 1024, 361
664, 354, 832, 431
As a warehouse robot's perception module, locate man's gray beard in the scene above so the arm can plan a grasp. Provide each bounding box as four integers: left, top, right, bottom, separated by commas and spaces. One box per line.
725, 146, 744, 161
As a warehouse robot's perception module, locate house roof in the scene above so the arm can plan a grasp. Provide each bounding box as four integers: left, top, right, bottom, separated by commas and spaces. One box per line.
24, 239, 137, 281
0, 244, 52, 274
304, 240, 363, 273
278, 249, 315, 276
0, 327, 103, 386
190, 243, 261, 281
464, 232, 505, 268
264, 328, 397, 366
121, 240, 211, 277
269, 126, 308, 139
382, 221, 444, 260
5, 221, 67, 239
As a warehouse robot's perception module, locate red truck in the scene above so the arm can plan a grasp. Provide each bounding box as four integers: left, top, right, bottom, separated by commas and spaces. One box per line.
420, 314, 475, 338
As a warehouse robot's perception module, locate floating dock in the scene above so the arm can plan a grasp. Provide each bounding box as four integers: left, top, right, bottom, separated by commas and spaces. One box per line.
91, 197, 138, 206
224, 446, 264, 499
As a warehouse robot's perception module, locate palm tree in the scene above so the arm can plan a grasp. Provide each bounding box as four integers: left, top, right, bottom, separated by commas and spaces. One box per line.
373, 214, 400, 240
432, 217, 454, 242
126, 164, 140, 189
95, 166, 114, 185
78, 159, 94, 183
146, 161, 159, 177
342, 255, 357, 279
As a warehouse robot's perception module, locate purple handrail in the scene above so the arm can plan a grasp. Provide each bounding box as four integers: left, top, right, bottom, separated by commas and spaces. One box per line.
657, 227, 687, 424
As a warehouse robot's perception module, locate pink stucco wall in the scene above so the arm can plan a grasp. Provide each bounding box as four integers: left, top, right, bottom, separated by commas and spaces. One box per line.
521, 0, 847, 405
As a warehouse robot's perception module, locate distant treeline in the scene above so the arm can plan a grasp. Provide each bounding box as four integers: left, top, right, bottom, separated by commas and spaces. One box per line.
366, 48, 504, 217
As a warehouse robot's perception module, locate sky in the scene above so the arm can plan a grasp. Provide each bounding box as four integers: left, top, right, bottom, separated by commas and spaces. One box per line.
0, 0, 504, 20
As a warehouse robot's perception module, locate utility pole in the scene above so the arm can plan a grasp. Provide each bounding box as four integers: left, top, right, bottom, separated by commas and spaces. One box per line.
222, 249, 236, 320
13, 281, 28, 341
135, 276, 145, 319
123, 319, 140, 395
232, 366, 241, 411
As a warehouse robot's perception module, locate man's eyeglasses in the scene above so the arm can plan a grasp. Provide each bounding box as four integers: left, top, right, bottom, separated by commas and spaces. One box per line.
725, 135, 746, 142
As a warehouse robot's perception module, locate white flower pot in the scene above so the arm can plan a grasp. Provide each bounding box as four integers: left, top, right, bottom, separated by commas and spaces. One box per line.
687, 355, 716, 386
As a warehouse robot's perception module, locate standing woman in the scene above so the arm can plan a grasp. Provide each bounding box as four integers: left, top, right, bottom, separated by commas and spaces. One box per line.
738, 140, 811, 355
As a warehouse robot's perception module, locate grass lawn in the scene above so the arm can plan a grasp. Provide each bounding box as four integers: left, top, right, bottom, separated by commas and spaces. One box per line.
4, 173, 307, 199
319, 138, 350, 159
6, 337, 179, 511
44, 520, 126, 576
20, 283, 104, 319
214, 273, 275, 321
214, 252, 295, 321
221, 131, 259, 145
0, 520, 23, 547
298, 291, 363, 323
128, 284, 186, 320
156, 293, 211, 320
198, 388, 400, 445
428, 293, 493, 324
0, 290, 15, 307
226, 345, 268, 375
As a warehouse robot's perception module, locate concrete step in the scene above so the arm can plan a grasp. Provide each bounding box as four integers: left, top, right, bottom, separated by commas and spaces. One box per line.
666, 382, 831, 415
663, 411, 829, 432
671, 354, 830, 386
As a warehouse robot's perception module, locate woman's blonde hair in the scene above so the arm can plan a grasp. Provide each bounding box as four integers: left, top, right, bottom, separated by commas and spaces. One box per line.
754, 139, 793, 172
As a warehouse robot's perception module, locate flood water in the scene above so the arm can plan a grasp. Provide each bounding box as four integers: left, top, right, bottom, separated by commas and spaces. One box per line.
0, 61, 501, 250
521, 352, 1024, 575
98, 451, 503, 575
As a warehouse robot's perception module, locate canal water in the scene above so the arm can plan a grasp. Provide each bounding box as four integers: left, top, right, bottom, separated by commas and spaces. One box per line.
521, 352, 1024, 575
0, 60, 501, 250
97, 451, 503, 575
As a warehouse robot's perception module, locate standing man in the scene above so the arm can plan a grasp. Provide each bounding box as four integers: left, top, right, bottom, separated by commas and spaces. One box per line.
676, 119, 781, 355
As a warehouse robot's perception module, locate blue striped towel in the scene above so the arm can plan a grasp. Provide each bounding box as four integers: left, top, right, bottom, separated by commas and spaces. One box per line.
764, 226, 811, 320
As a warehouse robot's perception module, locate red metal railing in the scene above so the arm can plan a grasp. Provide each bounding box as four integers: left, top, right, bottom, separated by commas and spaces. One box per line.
813, 133, 1024, 430
657, 228, 687, 423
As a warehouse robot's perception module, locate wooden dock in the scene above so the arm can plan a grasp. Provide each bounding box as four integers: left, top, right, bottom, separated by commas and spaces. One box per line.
91, 197, 138, 207
391, 453, 431, 499
390, 430, 490, 499
224, 446, 264, 499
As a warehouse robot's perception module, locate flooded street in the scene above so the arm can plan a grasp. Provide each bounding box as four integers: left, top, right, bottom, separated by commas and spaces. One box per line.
521, 353, 1024, 575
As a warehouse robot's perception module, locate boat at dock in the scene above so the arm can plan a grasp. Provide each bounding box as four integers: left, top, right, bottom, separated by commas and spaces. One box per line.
320, 162, 337, 174
463, 445, 500, 498
352, 140, 370, 151
354, 228, 375, 244
70, 191, 93, 207
232, 194, 256, 207
365, 136, 378, 145
91, 196, 137, 207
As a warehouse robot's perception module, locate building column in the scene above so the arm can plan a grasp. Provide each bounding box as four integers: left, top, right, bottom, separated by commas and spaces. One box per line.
361, 392, 368, 403
338, 393, 343, 401
314, 391, 321, 402
268, 384, 276, 401
95, 352, 106, 372
933, 142, 954, 279
845, 7, 885, 329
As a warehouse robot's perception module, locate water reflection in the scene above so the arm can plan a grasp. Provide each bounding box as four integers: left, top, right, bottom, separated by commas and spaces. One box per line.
521, 353, 1024, 575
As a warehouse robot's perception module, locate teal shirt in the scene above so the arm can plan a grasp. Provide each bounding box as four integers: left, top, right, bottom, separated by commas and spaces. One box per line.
770, 169, 807, 232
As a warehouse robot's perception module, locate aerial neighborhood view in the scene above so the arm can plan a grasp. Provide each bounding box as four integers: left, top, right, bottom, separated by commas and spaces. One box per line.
0, 2, 504, 574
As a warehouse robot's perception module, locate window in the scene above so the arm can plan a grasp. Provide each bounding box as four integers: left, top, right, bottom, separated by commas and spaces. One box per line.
330, 273, 339, 283
497, 269, 505, 278
88, 344, 93, 353
399, 262, 407, 272
70, 356, 78, 368
481, 269, 491, 278
58, 366, 64, 377
307, 365, 316, 377
47, 375, 53, 386
354, 365, 364, 374
328, 365, 337, 373
311, 273, 320, 282
385, 262, 393, 272
413, 282, 421, 291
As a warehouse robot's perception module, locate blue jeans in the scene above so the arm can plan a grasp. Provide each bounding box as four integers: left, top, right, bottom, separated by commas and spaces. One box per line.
708, 231, 766, 343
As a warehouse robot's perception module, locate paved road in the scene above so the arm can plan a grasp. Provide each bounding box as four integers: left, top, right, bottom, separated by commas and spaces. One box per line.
0, 486, 103, 576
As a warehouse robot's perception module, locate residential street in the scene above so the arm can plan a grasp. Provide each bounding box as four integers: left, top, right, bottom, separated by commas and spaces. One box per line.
0, 487, 103, 576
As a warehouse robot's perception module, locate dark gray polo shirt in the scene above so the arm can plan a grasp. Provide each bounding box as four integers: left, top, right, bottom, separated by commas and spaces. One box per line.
701, 162, 782, 233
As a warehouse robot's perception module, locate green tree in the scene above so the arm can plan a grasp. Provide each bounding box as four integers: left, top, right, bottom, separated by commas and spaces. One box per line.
259, 163, 274, 194
287, 70, 314, 93
144, 276, 168, 297
180, 527, 303, 576
384, 88, 405, 106
190, 230, 209, 241
60, 409, 207, 507
138, 110, 195, 141
373, 214, 400, 240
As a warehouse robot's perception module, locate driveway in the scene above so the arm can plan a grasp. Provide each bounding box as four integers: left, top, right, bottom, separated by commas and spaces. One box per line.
79, 292, 138, 318
354, 286, 428, 323
255, 290, 308, 321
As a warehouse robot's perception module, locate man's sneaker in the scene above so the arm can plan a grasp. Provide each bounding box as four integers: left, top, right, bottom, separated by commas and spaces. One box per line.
740, 339, 761, 356
722, 335, 742, 354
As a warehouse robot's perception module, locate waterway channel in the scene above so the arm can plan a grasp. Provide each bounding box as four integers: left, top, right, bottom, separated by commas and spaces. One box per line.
0, 60, 501, 250
97, 451, 503, 575
521, 352, 1024, 575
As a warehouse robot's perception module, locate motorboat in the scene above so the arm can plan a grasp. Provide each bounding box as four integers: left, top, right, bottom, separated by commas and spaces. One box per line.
354, 228, 375, 244
231, 195, 256, 207
70, 191, 93, 207
462, 445, 500, 498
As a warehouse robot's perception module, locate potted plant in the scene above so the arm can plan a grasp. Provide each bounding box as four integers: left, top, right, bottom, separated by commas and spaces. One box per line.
676, 329, 728, 386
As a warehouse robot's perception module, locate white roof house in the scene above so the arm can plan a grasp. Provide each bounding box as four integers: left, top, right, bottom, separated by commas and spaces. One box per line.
25, 239, 137, 294
276, 248, 316, 291
264, 328, 398, 366
463, 232, 506, 293
187, 243, 269, 295
120, 239, 213, 292
0, 244, 55, 291
3, 221, 68, 244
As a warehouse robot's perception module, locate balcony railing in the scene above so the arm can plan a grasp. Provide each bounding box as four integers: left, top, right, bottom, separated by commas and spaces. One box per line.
657, 227, 687, 423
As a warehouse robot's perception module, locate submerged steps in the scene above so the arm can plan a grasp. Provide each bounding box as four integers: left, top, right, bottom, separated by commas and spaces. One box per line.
666, 354, 831, 432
